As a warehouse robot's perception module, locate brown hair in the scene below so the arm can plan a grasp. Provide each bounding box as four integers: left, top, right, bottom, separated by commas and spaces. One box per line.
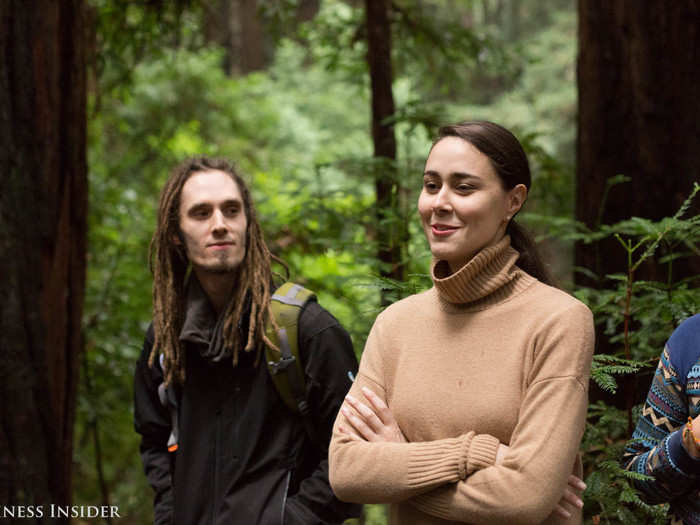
148, 157, 282, 385
433, 121, 554, 285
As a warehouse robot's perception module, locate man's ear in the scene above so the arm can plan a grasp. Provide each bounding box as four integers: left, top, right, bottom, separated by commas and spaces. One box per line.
507, 184, 528, 217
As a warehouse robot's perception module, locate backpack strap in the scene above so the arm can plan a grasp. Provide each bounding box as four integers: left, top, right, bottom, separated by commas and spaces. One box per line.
265, 282, 320, 447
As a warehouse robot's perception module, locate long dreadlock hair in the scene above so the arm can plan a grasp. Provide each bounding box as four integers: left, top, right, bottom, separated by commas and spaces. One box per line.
148, 157, 284, 386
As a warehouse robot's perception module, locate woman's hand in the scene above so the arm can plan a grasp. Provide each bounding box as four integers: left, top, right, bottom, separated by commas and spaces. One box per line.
338, 386, 407, 443
550, 475, 586, 519
496, 445, 585, 520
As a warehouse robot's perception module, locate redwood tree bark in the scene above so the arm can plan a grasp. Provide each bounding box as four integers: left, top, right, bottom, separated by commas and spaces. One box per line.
0, 0, 87, 518
365, 0, 405, 305
576, 0, 700, 286
577, 1, 700, 412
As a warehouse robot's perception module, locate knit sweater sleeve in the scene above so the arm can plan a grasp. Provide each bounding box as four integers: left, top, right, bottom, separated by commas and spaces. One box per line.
408, 301, 594, 524
328, 316, 501, 503
621, 321, 700, 503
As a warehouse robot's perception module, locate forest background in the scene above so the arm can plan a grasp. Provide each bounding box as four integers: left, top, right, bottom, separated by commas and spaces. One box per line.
1, 0, 699, 524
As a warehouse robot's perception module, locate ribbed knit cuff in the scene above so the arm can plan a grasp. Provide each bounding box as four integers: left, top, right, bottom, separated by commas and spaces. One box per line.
406, 436, 470, 489
466, 433, 500, 474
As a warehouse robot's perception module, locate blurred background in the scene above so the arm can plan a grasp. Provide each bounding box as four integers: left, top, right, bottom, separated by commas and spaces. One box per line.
2, 1, 698, 523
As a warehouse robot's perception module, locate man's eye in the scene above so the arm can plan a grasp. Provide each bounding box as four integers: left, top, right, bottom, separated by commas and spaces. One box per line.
424, 181, 439, 191
224, 206, 239, 216
457, 184, 475, 192
192, 209, 209, 218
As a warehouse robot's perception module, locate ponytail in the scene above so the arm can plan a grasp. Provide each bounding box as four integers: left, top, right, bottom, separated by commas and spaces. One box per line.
507, 220, 555, 286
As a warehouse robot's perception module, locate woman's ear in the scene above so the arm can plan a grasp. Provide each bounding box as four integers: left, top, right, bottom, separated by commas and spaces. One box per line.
507, 184, 528, 218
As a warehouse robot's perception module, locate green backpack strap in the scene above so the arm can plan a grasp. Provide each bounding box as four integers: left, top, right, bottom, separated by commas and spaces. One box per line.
265, 282, 320, 445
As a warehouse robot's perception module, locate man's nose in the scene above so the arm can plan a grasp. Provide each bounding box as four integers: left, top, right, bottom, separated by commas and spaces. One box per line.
211, 210, 227, 233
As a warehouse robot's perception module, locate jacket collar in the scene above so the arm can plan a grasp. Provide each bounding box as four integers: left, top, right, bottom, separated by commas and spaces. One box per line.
179, 276, 248, 363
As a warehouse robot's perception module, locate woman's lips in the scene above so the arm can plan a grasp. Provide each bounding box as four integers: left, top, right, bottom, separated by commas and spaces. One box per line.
431, 224, 459, 237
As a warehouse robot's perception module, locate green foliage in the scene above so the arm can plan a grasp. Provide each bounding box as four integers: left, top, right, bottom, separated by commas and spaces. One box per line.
572, 184, 700, 523
589, 355, 644, 394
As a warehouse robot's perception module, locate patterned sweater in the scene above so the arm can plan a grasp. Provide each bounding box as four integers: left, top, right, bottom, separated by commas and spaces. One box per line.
622, 313, 700, 524
329, 236, 595, 524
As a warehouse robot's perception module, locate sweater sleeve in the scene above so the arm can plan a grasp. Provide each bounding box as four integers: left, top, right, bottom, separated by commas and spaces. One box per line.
621, 345, 700, 503
408, 301, 594, 524
328, 317, 501, 504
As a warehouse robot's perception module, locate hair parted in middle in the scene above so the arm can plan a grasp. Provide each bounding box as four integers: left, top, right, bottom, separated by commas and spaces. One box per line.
148, 156, 284, 386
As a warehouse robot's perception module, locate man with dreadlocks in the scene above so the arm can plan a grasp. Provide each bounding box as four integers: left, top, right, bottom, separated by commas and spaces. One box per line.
133, 157, 361, 524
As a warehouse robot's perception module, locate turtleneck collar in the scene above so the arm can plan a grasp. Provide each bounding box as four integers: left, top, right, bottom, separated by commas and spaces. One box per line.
431, 235, 534, 309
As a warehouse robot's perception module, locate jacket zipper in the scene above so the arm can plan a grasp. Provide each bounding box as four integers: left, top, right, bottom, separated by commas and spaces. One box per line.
280, 470, 292, 524
211, 411, 221, 525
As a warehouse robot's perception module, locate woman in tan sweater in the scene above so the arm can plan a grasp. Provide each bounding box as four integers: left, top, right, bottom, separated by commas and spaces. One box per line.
328, 121, 594, 524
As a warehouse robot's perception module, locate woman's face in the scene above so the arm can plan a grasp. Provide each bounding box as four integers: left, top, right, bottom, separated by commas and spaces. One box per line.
418, 136, 526, 272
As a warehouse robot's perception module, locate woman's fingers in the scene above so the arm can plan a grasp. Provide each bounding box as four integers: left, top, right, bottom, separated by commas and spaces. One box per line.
552, 504, 572, 519
341, 405, 377, 441
345, 394, 384, 433
337, 424, 362, 441
361, 387, 394, 424
551, 480, 584, 520
341, 388, 407, 443
550, 476, 585, 520
560, 488, 583, 509
567, 474, 586, 492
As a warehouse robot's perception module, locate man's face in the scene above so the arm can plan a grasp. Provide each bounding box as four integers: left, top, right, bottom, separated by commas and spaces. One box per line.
177, 169, 248, 274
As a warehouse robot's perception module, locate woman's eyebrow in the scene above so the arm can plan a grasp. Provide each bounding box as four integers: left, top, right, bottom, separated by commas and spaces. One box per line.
451, 172, 479, 180
423, 170, 479, 180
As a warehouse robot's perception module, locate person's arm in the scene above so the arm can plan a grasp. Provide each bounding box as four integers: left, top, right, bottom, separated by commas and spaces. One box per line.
328, 314, 501, 504
282, 302, 362, 525
133, 326, 174, 525
341, 386, 586, 520
404, 302, 594, 524
621, 345, 700, 503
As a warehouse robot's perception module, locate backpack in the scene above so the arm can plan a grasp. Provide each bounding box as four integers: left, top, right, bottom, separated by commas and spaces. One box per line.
157, 281, 317, 453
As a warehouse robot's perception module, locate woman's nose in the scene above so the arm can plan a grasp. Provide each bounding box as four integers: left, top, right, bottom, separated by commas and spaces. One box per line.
432, 187, 452, 214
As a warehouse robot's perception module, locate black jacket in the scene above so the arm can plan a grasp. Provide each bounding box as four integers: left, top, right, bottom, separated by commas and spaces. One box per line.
134, 287, 360, 525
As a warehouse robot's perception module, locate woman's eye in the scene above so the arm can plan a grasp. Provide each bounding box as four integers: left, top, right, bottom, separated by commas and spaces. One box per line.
424, 181, 439, 191
224, 206, 239, 216
457, 184, 475, 192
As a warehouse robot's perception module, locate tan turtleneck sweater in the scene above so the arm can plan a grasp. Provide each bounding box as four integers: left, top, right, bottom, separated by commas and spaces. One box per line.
329, 237, 594, 525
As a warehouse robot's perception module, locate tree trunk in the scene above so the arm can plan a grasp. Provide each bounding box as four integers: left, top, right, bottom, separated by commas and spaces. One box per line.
203, 0, 269, 75
576, 0, 700, 287
0, 0, 87, 519
365, 0, 405, 306
576, 0, 700, 410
